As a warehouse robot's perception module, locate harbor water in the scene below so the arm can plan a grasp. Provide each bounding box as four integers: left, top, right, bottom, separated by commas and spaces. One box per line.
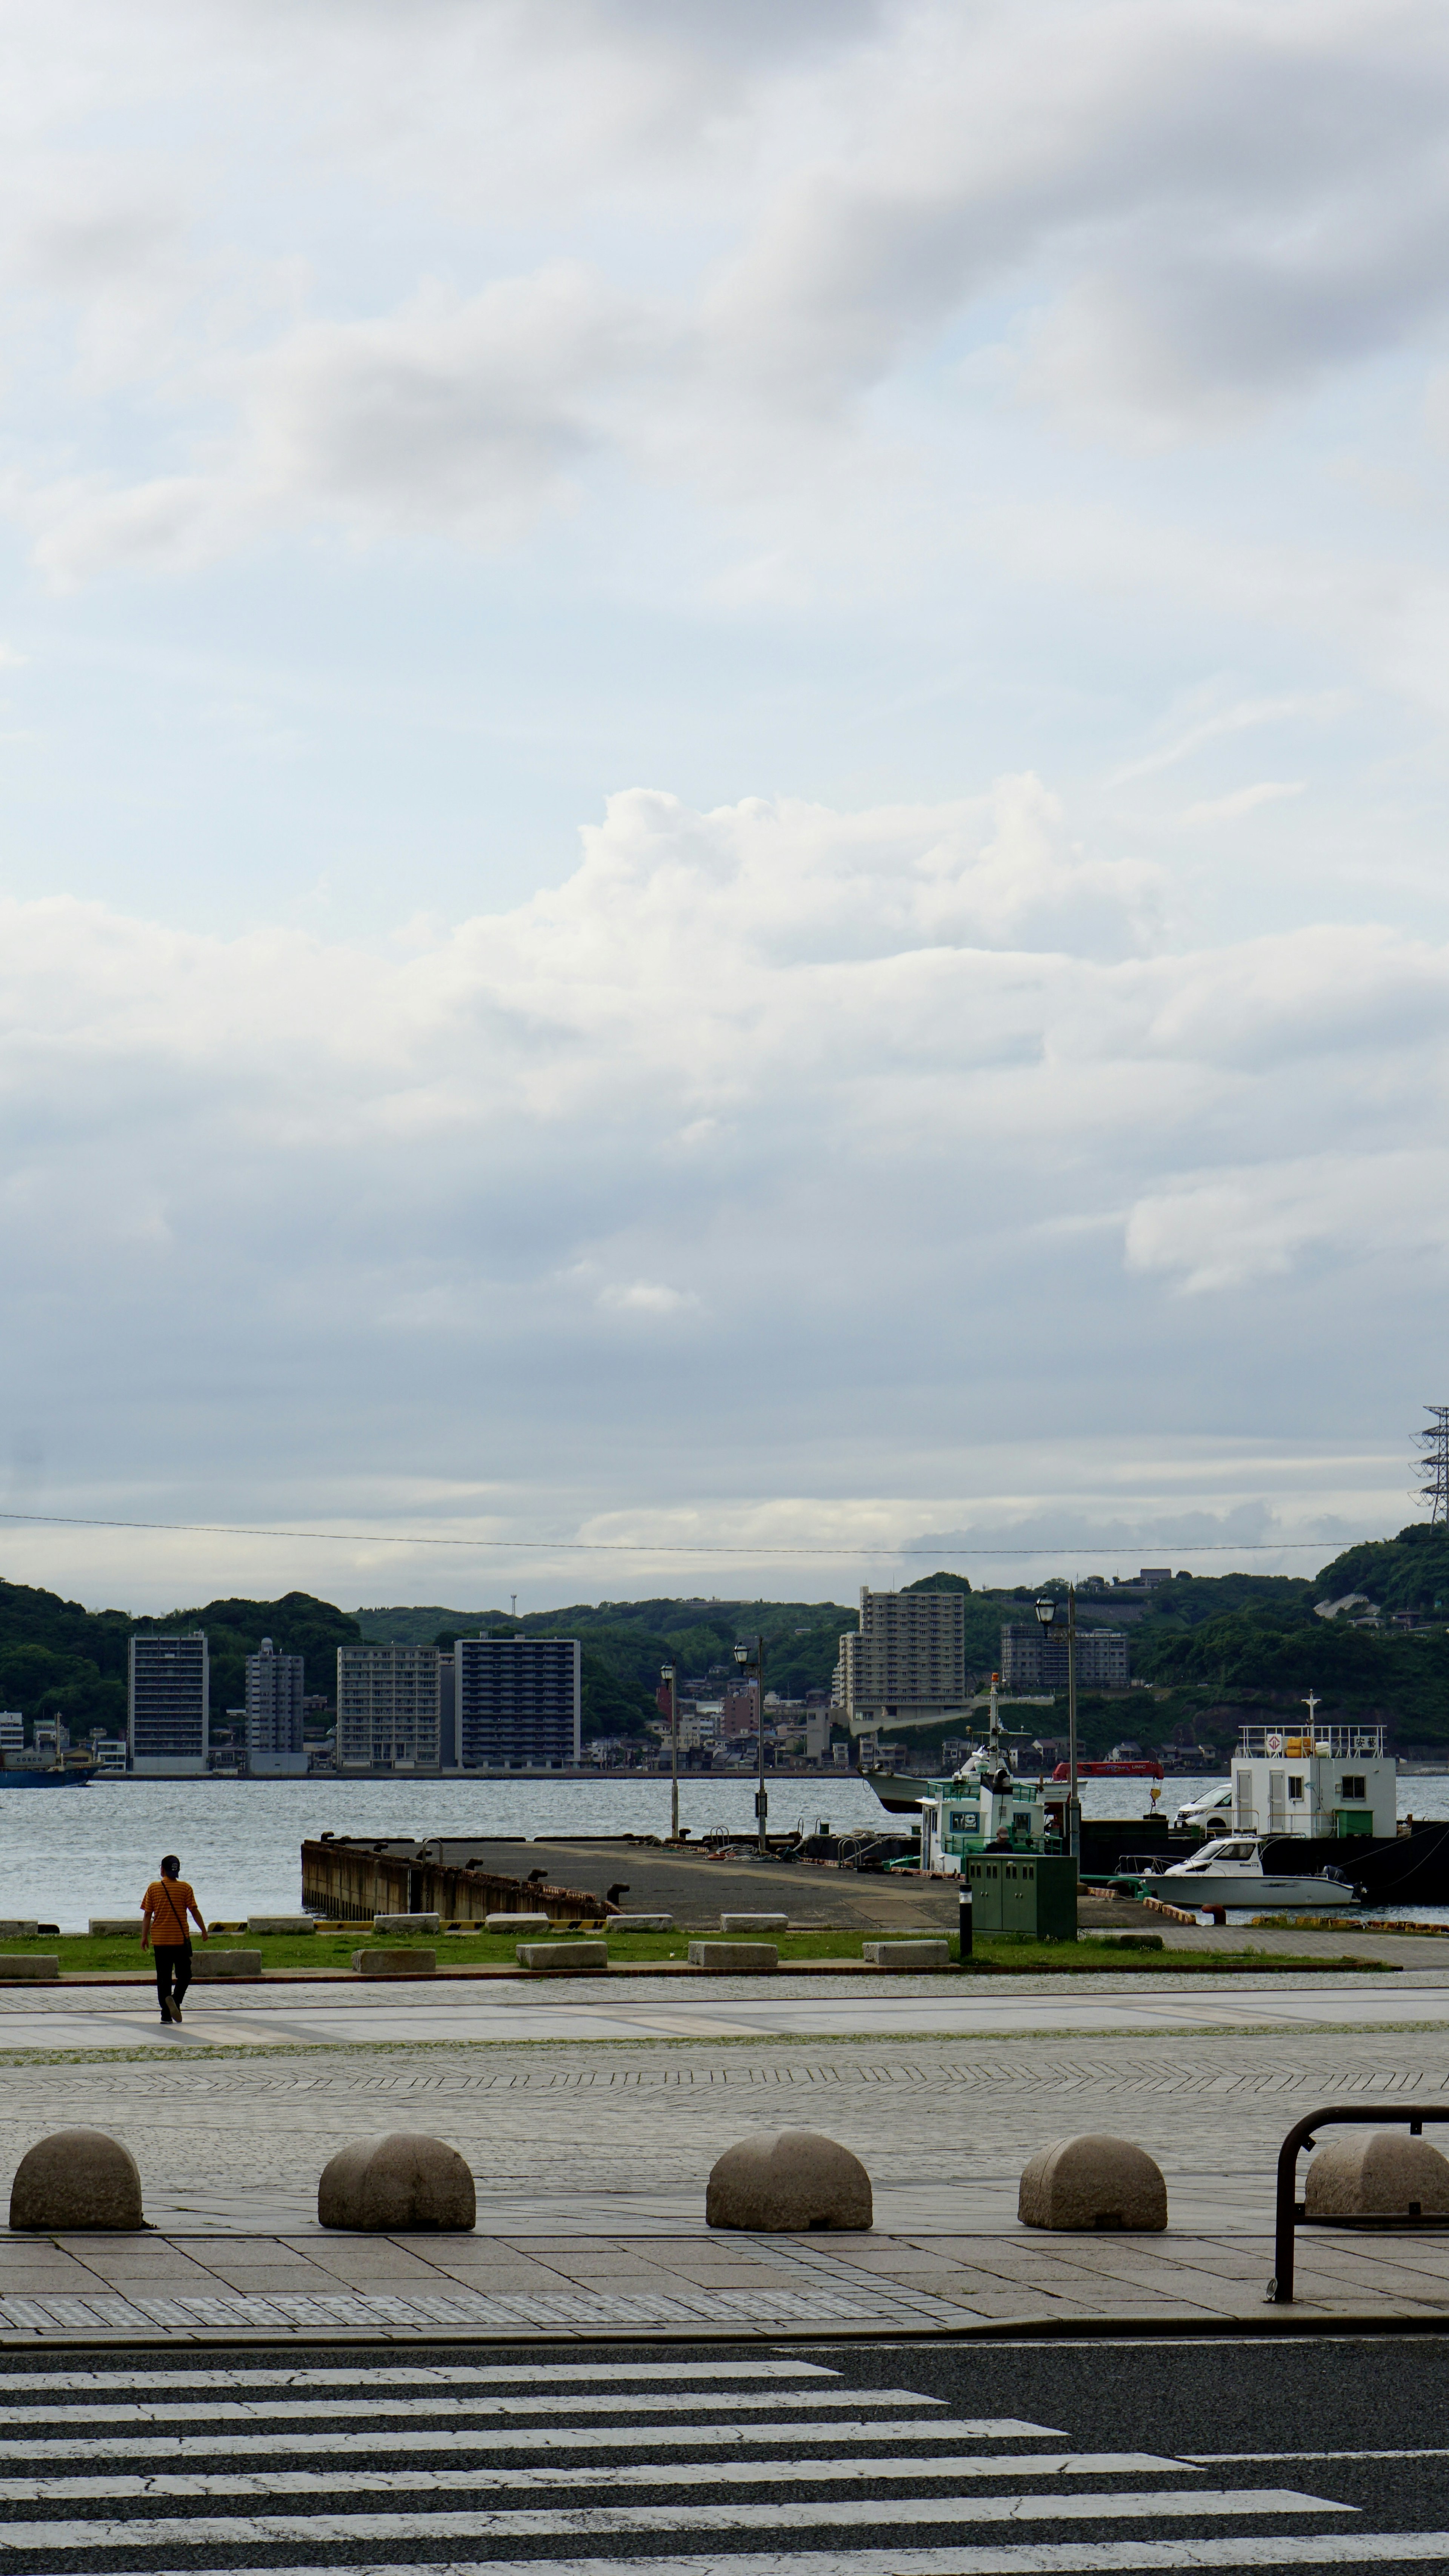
3, 1770, 1449, 1930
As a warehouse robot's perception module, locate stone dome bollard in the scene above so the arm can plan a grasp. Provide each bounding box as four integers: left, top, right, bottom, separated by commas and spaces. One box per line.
1018, 2134, 1168, 2231
706, 2129, 872, 2232
10, 2129, 145, 2231
318, 2133, 476, 2231
1306, 2129, 1449, 2219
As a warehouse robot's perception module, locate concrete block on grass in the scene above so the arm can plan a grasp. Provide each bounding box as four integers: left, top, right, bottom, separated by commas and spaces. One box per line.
352, 1949, 436, 1976
10, 2128, 144, 2231
89, 1919, 143, 1937
245, 1915, 316, 1935
708, 2129, 872, 2232
190, 1950, 261, 1979
688, 1942, 777, 1972
0, 1922, 37, 1940
0, 1958, 58, 1982
862, 1939, 950, 1971
1018, 2134, 1168, 2231
373, 1912, 441, 1934
609, 1914, 674, 1932
720, 1912, 788, 1935
318, 2132, 475, 2231
1306, 2129, 1449, 2218
484, 1912, 551, 1934
517, 1941, 608, 1971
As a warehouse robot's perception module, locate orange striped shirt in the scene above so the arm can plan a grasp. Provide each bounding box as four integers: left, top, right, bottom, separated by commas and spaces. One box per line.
143, 1879, 197, 1943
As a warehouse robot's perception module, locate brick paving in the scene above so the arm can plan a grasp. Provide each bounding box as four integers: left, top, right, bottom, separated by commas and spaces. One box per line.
3, 1974, 1449, 2336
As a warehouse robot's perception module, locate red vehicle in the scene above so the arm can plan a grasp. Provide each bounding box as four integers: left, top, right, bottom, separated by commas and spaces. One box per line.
1051, 1757, 1163, 1780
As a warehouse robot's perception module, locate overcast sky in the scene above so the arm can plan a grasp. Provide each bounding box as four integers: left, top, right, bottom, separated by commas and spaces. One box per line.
1, 0, 1446, 1614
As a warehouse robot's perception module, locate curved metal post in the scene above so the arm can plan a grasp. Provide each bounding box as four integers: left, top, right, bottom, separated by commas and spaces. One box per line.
1269, 2102, 1449, 2303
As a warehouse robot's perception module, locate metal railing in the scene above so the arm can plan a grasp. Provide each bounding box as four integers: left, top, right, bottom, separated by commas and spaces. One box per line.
1268, 2103, 1449, 2302
1239, 1725, 1385, 1758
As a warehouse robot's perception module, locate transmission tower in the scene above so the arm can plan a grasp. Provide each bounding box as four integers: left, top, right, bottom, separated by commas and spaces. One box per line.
1417, 1405, 1449, 1524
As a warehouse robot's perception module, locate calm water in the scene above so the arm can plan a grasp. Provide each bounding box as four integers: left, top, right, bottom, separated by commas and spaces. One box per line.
3, 1769, 1447, 1929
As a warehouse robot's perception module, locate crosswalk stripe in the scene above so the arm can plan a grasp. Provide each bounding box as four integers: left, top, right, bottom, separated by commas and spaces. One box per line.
0, 2384, 939, 2423
0, 2360, 838, 2390
0, 2488, 1351, 2548
0, 2449, 1183, 2499
81, 2547, 1449, 2576
0, 2417, 1043, 2460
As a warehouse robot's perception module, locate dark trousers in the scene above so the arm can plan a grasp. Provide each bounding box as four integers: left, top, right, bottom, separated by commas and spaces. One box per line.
154, 1942, 192, 2011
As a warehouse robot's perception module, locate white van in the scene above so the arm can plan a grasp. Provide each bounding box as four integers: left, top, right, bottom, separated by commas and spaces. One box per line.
1172, 1780, 1232, 1835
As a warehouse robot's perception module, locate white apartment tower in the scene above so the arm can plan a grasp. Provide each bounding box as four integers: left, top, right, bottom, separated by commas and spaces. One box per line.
245, 1637, 307, 1777
335, 1645, 441, 1773
831, 1587, 968, 1738
129, 1631, 209, 1775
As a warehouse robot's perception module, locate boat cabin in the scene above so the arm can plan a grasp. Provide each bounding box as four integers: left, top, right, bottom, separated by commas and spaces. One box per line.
1230, 1709, 1394, 1840
918, 1754, 1047, 1876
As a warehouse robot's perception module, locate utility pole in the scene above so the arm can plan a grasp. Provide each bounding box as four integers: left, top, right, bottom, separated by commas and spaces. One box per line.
1066, 1581, 1080, 1866
1035, 1585, 1080, 1866
661, 1661, 680, 1843
735, 1634, 768, 1855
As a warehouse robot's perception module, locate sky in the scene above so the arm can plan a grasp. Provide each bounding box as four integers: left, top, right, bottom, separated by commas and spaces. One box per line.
1, 0, 1448, 1614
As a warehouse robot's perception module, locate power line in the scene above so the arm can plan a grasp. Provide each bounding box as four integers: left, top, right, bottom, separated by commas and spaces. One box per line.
0, 1507, 1342, 1556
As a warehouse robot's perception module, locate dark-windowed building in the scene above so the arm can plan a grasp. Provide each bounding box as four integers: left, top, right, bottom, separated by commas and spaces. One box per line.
455, 1636, 581, 1769
129, 1630, 209, 1775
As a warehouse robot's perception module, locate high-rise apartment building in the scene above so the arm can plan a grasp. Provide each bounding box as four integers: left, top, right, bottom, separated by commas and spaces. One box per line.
999, 1624, 1130, 1689
335, 1646, 441, 1772
129, 1631, 209, 1774
454, 1637, 581, 1769
246, 1637, 307, 1777
831, 1588, 967, 1737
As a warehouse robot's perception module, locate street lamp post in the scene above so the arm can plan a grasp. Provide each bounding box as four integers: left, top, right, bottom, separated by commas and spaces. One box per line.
661, 1661, 679, 1843
1035, 1586, 1080, 1865
735, 1635, 767, 1855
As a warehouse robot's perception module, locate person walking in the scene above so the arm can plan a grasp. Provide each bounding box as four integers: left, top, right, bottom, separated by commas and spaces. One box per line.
141, 1855, 208, 2025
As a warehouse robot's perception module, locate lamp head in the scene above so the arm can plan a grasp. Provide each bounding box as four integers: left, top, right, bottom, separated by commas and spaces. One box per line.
1034, 1596, 1057, 1632
733, 1643, 749, 1666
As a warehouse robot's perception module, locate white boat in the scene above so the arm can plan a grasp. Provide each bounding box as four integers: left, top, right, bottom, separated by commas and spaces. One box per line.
1154, 1833, 1363, 1913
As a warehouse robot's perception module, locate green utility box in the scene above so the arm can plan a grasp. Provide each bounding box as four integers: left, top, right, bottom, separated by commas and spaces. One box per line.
1333, 1809, 1373, 1837
967, 1853, 1078, 1940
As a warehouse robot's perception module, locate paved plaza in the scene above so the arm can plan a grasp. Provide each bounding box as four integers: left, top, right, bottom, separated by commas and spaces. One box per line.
2, 1965, 1449, 2337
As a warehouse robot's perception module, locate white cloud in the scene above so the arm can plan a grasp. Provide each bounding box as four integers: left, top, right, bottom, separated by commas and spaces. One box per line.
1177, 780, 1306, 826
1124, 1149, 1449, 1293
7, 0, 1449, 572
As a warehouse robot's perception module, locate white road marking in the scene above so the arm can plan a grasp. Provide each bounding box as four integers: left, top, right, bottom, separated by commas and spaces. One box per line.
0, 2449, 1183, 2499
81, 2547, 1449, 2576
0, 2384, 940, 2425
0, 2417, 1051, 2460
0, 2487, 1352, 2547
0, 2360, 838, 2390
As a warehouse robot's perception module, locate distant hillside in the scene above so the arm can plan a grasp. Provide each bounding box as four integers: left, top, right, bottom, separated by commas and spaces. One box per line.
1312, 1524, 1449, 1615
4, 1537, 1448, 1753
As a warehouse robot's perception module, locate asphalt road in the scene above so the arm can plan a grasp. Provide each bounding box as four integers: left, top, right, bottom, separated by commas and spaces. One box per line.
2, 2330, 1448, 2571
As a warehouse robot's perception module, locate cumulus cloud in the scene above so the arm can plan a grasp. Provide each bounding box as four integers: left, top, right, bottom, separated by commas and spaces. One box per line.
26, 265, 658, 579
0, 775, 1443, 1577
6, 0, 1449, 570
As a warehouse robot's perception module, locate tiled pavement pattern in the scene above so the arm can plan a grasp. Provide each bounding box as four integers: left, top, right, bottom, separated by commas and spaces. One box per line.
7, 2223, 1449, 2337
6, 2021, 1449, 2217
0, 2347, 1432, 2573
4, 1972, 1449, 2338
4, 2018, 1449, 2332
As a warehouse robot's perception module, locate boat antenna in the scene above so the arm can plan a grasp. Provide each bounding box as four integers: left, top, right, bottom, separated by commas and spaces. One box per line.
987, 1671, 1001, 1760
1301, 1690, 1320, 1738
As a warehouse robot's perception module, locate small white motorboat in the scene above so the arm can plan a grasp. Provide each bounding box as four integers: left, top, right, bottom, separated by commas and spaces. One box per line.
1152, 1834, 1362, 1913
